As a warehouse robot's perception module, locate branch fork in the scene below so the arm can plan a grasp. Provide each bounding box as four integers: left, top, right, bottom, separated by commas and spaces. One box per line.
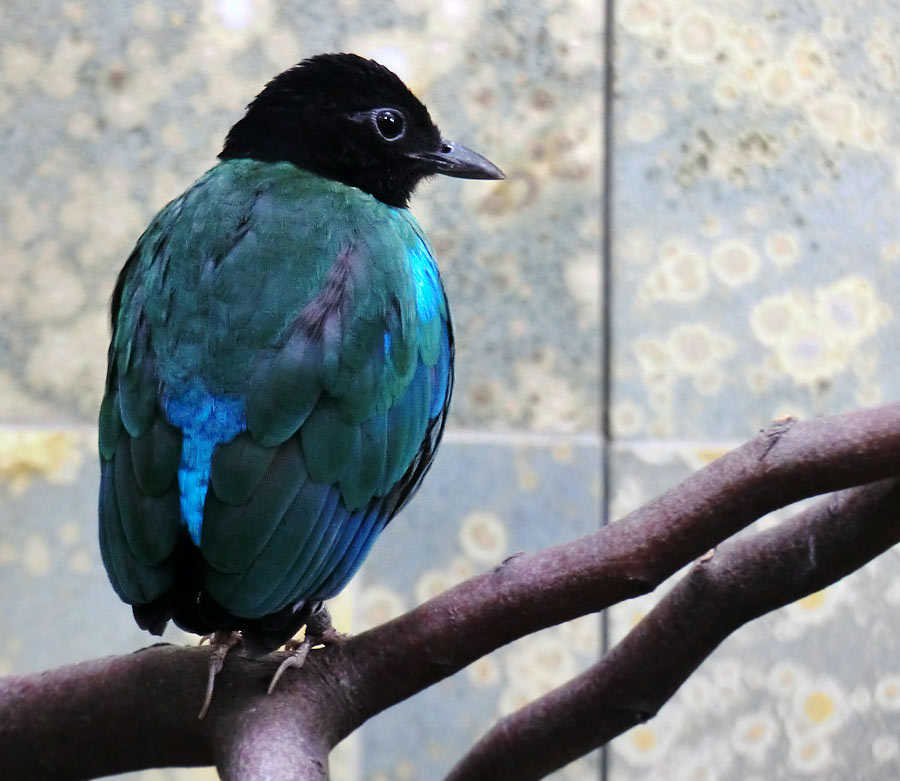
3, 403, 900, 779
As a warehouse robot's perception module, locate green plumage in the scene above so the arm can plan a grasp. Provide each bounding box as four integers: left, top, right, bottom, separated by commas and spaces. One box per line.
100, 159, 450, 618
108, 159, 442, 425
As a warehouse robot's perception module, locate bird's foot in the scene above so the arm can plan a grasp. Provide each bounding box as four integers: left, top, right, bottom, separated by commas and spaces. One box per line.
267, 637, 312, 694
266, 606, 347, 695
306, 605, 347, 647
198, 630, 242, 720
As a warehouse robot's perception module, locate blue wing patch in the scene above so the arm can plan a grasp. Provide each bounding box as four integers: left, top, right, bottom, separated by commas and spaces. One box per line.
162, 379, 246, 544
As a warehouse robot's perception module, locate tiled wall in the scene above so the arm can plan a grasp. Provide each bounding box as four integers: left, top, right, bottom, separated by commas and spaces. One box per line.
1, 1, 898, 779
608, 3, 900, 776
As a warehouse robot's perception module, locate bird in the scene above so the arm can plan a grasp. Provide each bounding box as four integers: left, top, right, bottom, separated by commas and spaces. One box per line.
97, 53, 503, 697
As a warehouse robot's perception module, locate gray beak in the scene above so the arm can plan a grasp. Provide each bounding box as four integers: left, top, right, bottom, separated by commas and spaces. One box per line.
412, 141, 505, 180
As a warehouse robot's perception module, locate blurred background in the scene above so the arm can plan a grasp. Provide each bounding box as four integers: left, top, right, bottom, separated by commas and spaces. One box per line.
1, 1, 899, 779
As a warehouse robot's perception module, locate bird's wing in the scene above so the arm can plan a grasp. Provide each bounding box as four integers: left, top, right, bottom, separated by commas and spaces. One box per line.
98, 207, 185, 608
200, 321, 452, 618
199, 191, 453, 618
99, 161, 452, 621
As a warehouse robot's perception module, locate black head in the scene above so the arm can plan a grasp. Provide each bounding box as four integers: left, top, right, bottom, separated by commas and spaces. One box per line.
220, 53, 504, 208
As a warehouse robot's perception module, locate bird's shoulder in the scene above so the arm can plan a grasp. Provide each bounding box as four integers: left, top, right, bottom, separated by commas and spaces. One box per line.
115, 159, 432, 327
105, 159, 447, 437
111, 159, 436, 384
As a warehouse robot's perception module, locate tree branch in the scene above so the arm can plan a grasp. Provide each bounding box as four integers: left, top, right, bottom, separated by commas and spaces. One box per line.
2, 403, 900, 779
0, 643, 342, 780
444, 478, 900, 779
336, 404, 900, 724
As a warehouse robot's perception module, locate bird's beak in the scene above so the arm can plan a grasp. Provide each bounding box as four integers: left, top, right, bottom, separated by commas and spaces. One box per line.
411, 141, 505, 180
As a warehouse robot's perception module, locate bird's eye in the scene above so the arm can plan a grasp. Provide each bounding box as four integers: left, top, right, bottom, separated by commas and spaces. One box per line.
373, 109, 405, 141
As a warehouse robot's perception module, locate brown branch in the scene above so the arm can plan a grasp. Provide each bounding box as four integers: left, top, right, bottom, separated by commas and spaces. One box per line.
0, 644, 337, 780
336, 404, 900, 722
2, 403, 900, 778
445, 478, 900, 780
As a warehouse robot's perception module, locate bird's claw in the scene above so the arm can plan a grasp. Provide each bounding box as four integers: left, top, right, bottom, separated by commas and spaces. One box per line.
267, 638, 312, 694
266, 606, 346, 694
198, 631, 242, 719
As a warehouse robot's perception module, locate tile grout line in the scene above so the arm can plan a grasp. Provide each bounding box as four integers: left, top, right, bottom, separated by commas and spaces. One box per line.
0, 421, 605, 447
0, 421, 742, 452
600, 0, 616, 778
443, 429, 601, 446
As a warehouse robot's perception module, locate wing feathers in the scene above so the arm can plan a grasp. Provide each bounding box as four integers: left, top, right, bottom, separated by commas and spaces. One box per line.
100, 459, 174, 603
300, 402, 359, 486
247, 334, 323, 447
114, 435, 181, 567
200, 438, 307, 573
311, 502, 386, 600
206, 480, 339, 616
130, 413, 182, 496
209, 432, 278, 505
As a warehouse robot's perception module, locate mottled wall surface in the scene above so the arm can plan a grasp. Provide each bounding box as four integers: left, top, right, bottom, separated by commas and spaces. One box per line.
0, 2, 601, 780
0, 0, 600, 431
612, 0, 900, 441
609, 2, 900, 779
0, 0, 898, 779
